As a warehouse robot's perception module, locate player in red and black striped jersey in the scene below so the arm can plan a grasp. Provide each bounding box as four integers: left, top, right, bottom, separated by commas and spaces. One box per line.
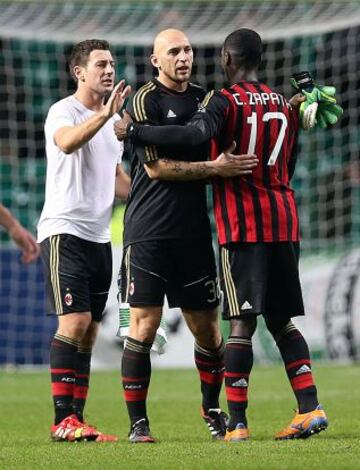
123, 29, 328, 441
206, 83, 299, 244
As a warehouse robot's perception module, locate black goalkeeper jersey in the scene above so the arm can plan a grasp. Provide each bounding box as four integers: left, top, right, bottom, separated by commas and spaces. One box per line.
123, 78, 211, 247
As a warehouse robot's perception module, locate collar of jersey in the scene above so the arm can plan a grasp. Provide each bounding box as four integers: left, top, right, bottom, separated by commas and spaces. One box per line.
152, 78, 190, 96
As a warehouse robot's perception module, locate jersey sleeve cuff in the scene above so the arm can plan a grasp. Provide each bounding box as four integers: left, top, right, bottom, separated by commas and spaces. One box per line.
127, 122, 139, 139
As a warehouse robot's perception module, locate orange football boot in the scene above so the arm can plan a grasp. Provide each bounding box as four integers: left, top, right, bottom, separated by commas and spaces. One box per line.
224, 423, 250, 442
275, 405, 328, 440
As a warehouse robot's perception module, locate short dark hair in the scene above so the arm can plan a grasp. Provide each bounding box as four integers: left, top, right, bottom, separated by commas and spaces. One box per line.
69, 39, 110, 81
223, 29, 262, 70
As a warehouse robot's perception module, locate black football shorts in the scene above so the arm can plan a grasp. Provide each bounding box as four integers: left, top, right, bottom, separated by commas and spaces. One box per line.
220, 242, 304, 320
40, 234, 112, 322
119, 238, 220, 310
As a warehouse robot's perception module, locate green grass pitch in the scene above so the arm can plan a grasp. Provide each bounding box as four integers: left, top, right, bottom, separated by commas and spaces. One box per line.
1, 364, 359, 469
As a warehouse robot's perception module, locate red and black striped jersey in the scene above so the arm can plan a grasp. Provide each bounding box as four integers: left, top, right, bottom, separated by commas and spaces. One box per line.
204, 81, 299, 244
130, 80, 300, 245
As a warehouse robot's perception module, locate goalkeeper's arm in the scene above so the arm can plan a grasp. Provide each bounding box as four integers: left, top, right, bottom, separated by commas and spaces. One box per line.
144, 142, 257, 181
129, 117, 210, 147
115, 91, 226, 147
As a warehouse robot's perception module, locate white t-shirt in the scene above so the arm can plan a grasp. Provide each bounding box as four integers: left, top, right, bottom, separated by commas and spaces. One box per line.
37, 95, 123, 243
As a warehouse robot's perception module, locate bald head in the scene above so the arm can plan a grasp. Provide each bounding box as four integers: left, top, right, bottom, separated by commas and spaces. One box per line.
151, 28, 193, 90
153, 29, 190, 55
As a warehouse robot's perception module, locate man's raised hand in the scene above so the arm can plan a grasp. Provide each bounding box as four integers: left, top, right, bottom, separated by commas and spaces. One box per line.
104, 80, 131, 118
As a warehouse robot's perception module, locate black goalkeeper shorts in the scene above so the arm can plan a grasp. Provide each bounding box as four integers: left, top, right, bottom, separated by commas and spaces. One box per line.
119, 239, 220, 310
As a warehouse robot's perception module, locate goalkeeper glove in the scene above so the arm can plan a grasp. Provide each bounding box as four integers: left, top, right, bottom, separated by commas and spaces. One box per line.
290, 72, 343, 130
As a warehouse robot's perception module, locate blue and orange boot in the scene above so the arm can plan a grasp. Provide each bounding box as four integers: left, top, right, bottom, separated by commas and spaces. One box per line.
224, 423, 250, 442
275, 405, 328, 440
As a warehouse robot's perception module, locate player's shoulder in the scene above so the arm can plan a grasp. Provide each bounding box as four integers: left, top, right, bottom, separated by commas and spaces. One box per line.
256, 83, 293, 109
189, 82, 204, 90
130, 80, 158, 106
48, 95, 73, 113
256, 82, 286, 97
228, 81, 288, 102
46, 95, 77, 123
201, 89, 228, 107
132, 80, 158, 100
221, 82, 247, 97
128, 80, 159, 121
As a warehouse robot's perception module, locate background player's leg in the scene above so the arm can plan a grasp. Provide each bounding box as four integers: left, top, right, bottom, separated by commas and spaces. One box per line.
265, 317, 318, 413
70, 318, 117, 442
122, 306, 161, 442
182, 308, 226, 440
265, 316, 328, 439
72, 320, 99, 422
258, 242, 327, 439
225, 317, 257, 434
50, 312, 91, 425
182, 308, 223, 412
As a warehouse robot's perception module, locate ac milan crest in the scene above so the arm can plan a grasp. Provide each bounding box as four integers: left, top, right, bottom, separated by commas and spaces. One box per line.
129, 282, 135, 296
64, 292, 73, 306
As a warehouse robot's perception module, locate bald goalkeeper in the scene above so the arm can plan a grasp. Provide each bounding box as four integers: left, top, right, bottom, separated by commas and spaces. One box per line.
117, 29, 257, 443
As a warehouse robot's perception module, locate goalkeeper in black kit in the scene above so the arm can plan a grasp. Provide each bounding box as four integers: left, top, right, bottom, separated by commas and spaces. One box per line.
116, 28, 342, 442
115, 28, 257, 444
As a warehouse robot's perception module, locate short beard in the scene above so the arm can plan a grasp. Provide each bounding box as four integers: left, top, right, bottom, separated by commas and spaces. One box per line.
163, 69, 191, 84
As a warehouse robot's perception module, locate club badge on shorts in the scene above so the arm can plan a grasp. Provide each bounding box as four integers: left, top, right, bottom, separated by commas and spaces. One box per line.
129, 281, 135, 296
64, 289, 73, 306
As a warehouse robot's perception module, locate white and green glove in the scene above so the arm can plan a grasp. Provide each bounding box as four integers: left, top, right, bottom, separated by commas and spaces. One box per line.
290, 74, 343, 130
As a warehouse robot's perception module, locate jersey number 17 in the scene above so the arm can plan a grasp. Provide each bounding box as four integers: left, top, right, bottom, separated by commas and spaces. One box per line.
246, 111, 288, 166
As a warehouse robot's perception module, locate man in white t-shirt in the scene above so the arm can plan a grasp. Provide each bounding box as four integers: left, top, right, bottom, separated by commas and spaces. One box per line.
37, 39, 131, 442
